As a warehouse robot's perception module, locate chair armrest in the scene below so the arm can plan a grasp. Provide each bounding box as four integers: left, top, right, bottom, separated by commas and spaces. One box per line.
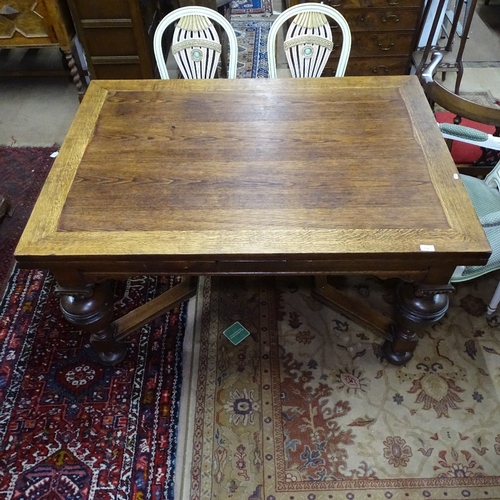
439, 123, 500, 150
421, 53, 500, 127
439, 123, 489, 142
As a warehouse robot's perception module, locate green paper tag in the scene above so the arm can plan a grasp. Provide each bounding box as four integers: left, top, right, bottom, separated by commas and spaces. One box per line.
223, 321, 250, 345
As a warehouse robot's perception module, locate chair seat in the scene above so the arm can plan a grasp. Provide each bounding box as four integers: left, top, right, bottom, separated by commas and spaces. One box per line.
460, 173, 500, 224
453, 174, 500, 281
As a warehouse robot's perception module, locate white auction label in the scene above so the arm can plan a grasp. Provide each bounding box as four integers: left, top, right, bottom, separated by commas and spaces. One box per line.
420, 244, 435, 252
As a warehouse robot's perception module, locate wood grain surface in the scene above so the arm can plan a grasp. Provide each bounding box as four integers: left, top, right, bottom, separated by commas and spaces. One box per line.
15, 77, 490, 277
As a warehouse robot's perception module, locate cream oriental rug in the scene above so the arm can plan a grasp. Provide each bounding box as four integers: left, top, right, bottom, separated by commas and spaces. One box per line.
175, 274, 500, 499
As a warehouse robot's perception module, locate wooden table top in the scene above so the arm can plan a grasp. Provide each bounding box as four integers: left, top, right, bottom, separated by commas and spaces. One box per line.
15, 77, 490, 274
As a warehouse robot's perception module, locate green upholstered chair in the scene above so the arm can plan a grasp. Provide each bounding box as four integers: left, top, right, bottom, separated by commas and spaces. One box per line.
421, 52, 500, 315
451, 167, 500, 314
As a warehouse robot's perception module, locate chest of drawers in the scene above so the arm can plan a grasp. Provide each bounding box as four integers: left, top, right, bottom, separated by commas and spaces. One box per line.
286, 0, 424, 76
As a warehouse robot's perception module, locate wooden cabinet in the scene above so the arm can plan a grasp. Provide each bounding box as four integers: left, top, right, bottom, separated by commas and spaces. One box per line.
286, 0, 424, 76
66, 0, 171, 80
0, 0, 84, 96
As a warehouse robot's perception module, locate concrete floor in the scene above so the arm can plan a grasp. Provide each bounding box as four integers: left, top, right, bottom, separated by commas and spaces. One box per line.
0, 3, 499, 148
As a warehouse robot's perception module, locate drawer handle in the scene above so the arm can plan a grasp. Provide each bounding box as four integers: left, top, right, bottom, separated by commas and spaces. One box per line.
326, 0, 342, 6
378, 41, 395, 51
389, 0, 400, 4
382, 14, 400, 22
373, 65, 389, 74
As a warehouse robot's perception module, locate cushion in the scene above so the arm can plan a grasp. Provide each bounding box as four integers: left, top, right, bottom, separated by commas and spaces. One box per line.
453, 174, 500, 281
460, 174, 500, 223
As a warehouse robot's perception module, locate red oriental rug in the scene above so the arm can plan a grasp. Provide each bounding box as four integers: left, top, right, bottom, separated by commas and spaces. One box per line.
176, 275, 500, 499
0, 147, 55, 300
0, 269, 187, 499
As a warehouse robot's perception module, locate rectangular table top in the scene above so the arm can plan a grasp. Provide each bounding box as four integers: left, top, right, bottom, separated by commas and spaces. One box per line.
15, 77, 490, 275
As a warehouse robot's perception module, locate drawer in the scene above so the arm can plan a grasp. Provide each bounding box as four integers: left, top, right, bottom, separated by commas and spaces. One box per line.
331, 31, 415, 57
83, 28, 138, 56
349, 31, 415, 56
333, 8, 421, 31
289, 0, 422, 7
325, 56, 410, 75
69, 0, 131, 20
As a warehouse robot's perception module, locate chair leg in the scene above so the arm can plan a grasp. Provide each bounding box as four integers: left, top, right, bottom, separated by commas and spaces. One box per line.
487, 280, 500, 315
454, 64, 464, 94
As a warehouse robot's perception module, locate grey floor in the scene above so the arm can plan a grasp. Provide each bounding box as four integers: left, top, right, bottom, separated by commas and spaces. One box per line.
0, 3, 499, 148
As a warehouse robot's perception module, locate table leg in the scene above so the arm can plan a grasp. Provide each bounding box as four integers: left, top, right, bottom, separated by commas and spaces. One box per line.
384, 281, 453, 365
56, 281, 127, 366
313, 275, 455, 366
62, 47, 85, 100
54, 275, 198, 366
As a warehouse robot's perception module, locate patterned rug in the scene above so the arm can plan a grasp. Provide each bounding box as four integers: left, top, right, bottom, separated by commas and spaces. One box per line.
176, 274, 500, 499
0, 147, 55, 300
0, 269, 187, 499
233, 19, 271, 79
231, 0, 273, 16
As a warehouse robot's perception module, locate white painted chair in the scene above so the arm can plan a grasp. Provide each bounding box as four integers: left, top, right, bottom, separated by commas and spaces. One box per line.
267, 3, 351, 79
153, 6, 238, 80
421, 52, 500, 315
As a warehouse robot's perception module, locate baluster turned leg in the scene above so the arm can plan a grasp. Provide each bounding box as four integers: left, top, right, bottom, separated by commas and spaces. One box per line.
384, 281, 454, 365
55, 281, 128, 366
62, 48, 85, 100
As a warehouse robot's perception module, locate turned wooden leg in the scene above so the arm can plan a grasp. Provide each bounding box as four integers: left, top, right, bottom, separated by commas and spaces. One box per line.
384, 281, 454, 365
56, 282, 127, 366
62, 48, 85, 100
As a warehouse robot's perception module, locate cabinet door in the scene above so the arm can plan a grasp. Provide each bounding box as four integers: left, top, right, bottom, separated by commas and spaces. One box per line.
67, 0, 163, 79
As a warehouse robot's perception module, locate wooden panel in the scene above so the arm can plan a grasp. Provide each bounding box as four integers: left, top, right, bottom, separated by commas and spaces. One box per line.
92, 63, 144, 79
0, 0, 73, 48
68, 0, 131, 20
83, 28, 138, 56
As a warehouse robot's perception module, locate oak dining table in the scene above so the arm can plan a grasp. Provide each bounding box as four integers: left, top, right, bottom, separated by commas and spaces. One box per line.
15, 76, 491, 366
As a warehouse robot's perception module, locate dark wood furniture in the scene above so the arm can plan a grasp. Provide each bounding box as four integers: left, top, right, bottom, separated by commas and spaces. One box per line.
286, 0, 425, 76
15, 77, 490, 367
0, 0, 85, 97
65, 0, 170, 80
